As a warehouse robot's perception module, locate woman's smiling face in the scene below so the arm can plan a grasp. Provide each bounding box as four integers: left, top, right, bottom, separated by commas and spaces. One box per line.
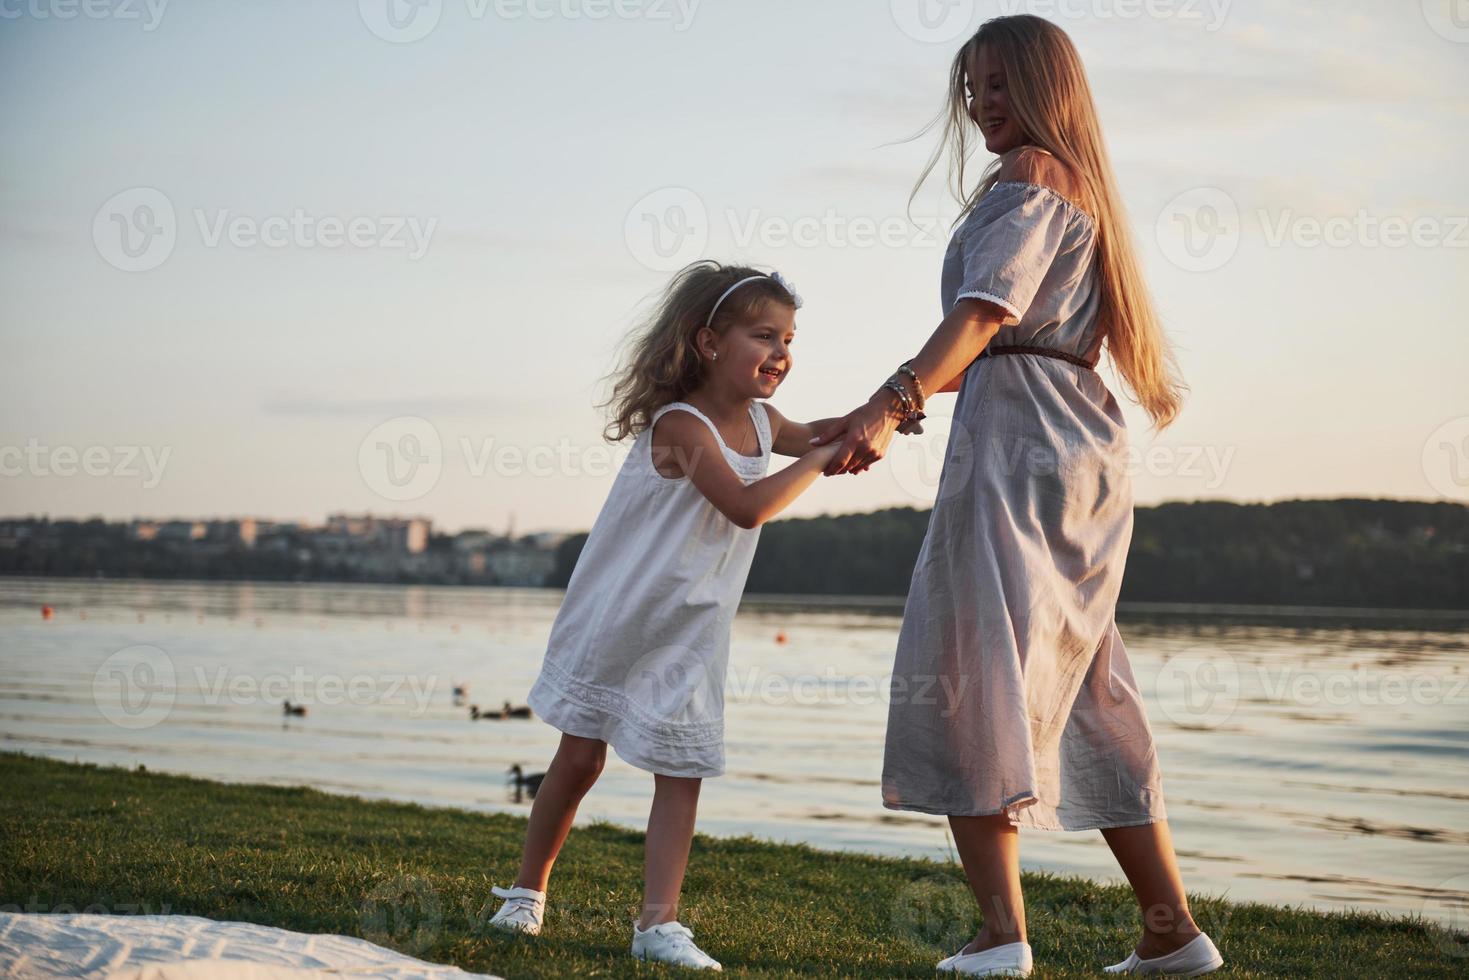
967, 44, 1024, 155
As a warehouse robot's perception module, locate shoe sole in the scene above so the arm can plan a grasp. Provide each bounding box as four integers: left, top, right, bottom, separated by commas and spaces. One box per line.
489, 921, 540, 936
1105, 954, 1223, 976
632, 949, 720, 970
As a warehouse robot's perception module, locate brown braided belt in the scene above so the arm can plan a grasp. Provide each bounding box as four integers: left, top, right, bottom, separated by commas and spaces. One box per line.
975, 344, 1098, 371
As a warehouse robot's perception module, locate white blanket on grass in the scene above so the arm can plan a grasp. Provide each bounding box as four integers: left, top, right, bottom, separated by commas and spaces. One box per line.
0, 913, 501, 979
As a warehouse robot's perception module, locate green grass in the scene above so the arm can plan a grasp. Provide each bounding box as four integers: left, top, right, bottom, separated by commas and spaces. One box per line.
2, 751, 1464, 978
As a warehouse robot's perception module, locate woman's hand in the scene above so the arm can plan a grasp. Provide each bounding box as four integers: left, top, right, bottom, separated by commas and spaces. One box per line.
807, 300, 1001, 477
808, 394, 901, 476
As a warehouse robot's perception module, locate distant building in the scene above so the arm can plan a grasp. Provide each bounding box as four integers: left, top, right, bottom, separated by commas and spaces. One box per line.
157, 520, 206, 542
205, 519, 257, 548
323, 513, 430, 554
452, 530, 496, 552
486, 546, 555, 587
0, 520, 34, 548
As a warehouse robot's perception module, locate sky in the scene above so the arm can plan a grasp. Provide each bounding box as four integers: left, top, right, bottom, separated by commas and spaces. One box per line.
2, 0, 1467, 535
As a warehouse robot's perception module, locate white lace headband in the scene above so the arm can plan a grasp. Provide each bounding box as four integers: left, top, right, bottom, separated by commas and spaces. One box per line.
705, 270, 803, 327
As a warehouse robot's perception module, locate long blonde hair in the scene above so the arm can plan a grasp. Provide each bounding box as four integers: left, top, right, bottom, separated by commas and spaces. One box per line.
598, 260, 799, 442
910, 14, 1187, 432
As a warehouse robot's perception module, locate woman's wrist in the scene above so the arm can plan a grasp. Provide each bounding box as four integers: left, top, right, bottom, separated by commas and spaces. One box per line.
875, 370, 926, 433
869, 387, 902, 418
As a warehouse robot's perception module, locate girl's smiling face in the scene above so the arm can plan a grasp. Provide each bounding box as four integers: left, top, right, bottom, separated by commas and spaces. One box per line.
706, 300, 795, 397
967, 44, 1024, 155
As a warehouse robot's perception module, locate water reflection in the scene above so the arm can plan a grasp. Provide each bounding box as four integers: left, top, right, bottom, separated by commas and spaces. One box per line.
1, 576, 1465, 928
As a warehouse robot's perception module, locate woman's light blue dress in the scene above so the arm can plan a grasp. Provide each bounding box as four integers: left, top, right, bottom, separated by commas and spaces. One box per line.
881, 180, 1169, 831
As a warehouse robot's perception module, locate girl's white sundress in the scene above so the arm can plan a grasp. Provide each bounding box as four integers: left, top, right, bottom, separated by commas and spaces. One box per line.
526, 399, 772, 779
881, 177, 1169, 831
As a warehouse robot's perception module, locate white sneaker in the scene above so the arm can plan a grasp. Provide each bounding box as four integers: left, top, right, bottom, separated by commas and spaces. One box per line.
1104, 932, 1223, 976
630, 919, 722, 970
487, 884, 545, 936
937, 940, 1033, 976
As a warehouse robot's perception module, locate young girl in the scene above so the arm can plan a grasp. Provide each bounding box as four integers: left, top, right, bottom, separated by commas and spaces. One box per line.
486, 260, 843, 970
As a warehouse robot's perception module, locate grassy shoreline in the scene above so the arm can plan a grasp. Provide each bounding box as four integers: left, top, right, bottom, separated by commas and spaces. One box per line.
3, 751, 1463, 977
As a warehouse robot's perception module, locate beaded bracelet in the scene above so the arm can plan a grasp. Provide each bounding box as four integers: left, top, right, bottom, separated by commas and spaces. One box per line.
896, 361, 926, 411
880, 379, 926, 435
881, 379, 912, 415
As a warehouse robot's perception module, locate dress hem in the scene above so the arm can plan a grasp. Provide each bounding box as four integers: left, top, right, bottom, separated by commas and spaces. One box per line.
881, 797, 1166, 833
528, 681, 725, 780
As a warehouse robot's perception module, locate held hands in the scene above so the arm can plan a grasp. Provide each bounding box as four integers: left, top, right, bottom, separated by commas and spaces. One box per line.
807, 396, 902, 476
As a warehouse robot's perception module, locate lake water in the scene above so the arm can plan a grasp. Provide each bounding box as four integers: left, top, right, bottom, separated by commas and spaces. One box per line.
3, 577, 1467, 929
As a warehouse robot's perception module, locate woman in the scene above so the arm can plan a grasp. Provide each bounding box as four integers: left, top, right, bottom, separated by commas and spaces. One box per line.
809, 15, 1224, 978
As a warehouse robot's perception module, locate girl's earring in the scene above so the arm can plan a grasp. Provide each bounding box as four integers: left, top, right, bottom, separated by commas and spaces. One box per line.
711, 352, 718, 361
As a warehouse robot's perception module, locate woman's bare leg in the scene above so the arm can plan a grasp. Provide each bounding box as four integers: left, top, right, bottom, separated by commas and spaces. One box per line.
638, 774, 702, 929
947, 812, 1027, 953
1099, 819, 1203, 958
512, 734, 607, 891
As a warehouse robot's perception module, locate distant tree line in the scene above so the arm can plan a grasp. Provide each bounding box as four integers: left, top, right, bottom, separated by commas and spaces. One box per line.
0, 521, 463, 585
548, 498, 1468, 611
6, 499, 1465, 611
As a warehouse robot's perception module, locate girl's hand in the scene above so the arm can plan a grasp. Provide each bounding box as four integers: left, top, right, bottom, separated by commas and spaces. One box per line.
809, 440, 843, 468
808, 397, 900, 476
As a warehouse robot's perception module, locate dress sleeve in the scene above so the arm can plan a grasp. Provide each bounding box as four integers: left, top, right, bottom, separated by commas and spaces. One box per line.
954, 182, 1074, 325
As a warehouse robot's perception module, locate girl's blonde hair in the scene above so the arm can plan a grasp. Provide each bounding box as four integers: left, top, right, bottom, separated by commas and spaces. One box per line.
599, 260, 799, 442
910, 14, 1187, 432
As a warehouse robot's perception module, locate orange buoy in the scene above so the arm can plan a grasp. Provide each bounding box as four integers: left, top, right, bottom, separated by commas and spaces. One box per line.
775, 631, 787, 644
41, 605, 54, 620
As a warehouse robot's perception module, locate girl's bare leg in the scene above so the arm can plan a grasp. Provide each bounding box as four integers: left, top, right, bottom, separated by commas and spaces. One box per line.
512, 733, 607, 891
638, 774, 702, 929
1099, 820, 1203, 958
947, 812, 1027, 953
